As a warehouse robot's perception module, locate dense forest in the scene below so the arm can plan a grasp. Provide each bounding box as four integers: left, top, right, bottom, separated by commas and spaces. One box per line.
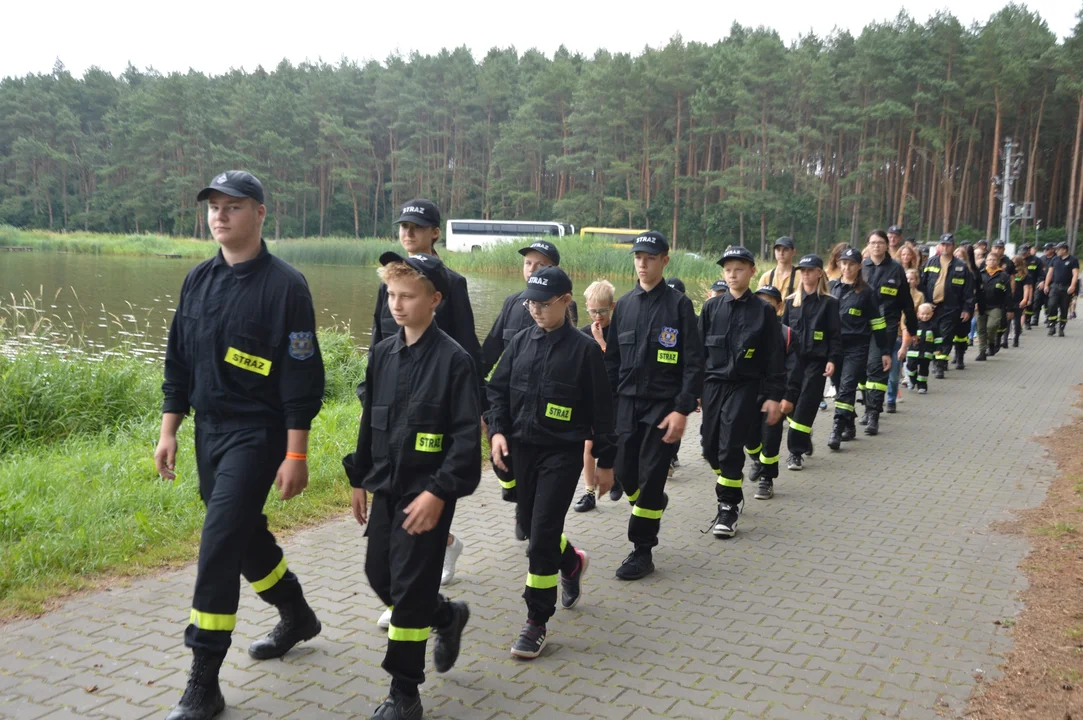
2, 5, 1083, 255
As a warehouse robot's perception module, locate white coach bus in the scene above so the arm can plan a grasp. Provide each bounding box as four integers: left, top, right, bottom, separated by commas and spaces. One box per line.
444, 219, 575, 252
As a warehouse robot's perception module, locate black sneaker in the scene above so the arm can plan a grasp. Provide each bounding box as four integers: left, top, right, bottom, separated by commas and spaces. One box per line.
432, 601, 469, 673
560, 549, 589, 609
711, 503, 740, 538
786, 453, 803, 471
609, 486, 623, 502
748, 459, 764, 482
885, 402, 896, 414
615, 551, 654, 581
754, 478, 774, 500
573, 492, 596, 513
510, 621, 547, 659
371, 693, 423, 720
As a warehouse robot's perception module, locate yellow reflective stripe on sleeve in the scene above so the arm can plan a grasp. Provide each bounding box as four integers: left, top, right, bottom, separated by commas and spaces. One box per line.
388, 624, 429, 642
498, 478, 516, 490
717, 476, 743, 488
190, 609, 236, 632
560, 534, 568, 553
746, 444, 762, 456
224, 347, 272, 376
866, 382, 889, 392
250, 556, 288, 593
632, 505, 664, 520
760, 454, 780, 465
870, 318, 887, 330
526, 572, 560, 589
788, 418, 812, 434
626, 488, 641, 503
835, 402, 855, 412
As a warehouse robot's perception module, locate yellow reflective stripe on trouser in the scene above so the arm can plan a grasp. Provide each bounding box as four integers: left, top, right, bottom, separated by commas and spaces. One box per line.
626, 488, 641, 504
866, 382, 889, 392
560, 534, 568, 553
857, 382, 866, 391
759, 453, 780, 466
788, 417, 812, 434
526, 572, 559, 589
250, 556, 288, 593
190, 609, 236, 632
745, 444, 762, 456
499, 477, 516, 489
717, 476, 743, 488
632, 505, 664, 520
835, 402, 855, 412
388, 624, 429, 642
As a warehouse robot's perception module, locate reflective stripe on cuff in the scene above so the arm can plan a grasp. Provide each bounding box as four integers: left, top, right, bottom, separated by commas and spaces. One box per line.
626, 488, 641, 504
835, 402, 855, 412
388, 624, 429, 642
250, 556, 288, 593
526, 572, 559, 590
760, 454, 780, 466
746, 444, 762, 456
632, 505, 664, 520
560, 534, 568, 553
788, 418, 812, 434
717, 476, 743, 488
190, 609, 236, 632
499, 478, 516, 490
866, 382, 889, 392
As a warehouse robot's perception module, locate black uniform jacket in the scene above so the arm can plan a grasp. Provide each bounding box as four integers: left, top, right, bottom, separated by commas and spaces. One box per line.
346, 321, 481, 501
1026, 256, 1044, 287
163, 241, 324, 432
980, 267, 1013, 313
603, 281, 704, 425
781, 324, 805, 405
479, 291, 578, 378
698, 290, 785, 403
829, 280, 891, 356
862, 256, 917, 336
485, 320, 615, 467
781, 291, 842, 367
920, 254, 975, 311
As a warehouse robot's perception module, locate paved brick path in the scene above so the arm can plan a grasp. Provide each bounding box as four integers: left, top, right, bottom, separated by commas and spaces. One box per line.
2, 330, 1081, 720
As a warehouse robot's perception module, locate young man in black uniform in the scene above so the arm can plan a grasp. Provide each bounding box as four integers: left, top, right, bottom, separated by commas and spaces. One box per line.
700, 246, 784, 537
479, 240, 576, 519
604, 231, 703, 579
486, 266, 615, 658
1033, 243, 1056, 327
919, 233, 974, 378
1021, 244, 1040, 328
156, 171, 325, 720
860, 229, 917, 431
1045, 242, 1080, 337
346, 253, 479, 720
976, 258, 1012, 360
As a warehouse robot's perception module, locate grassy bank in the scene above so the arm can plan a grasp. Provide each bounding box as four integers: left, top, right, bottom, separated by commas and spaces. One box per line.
0, 327, 366, 618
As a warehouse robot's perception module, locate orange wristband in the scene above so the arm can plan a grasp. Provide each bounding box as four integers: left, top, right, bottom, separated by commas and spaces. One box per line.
286, 452, 307, 461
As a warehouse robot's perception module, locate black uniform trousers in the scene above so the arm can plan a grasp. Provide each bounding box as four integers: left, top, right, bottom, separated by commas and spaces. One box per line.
744, 409, 784, 481
906, 341, 933, 391
787, 360, 827, 456
932, 305, 968, 366
186, 426, 302, 655
863, 321, 897, 413
365, 489, 456, 689
614, 413, 675, 552
512, 443, 582, 626
1031, 286, 1047, 325
701, 380, 761, 506
1047, 284, 1070, 328
832, 338, 869, 420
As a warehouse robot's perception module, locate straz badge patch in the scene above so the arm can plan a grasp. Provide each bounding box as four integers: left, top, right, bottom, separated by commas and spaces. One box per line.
288, 331, 315, 360
225, 347, 271, 376
658, 326, 679, 348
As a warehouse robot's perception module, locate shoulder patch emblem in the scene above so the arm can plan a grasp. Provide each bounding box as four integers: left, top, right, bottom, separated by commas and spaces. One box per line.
658, 326, 679, 348
288, 331, 315, 360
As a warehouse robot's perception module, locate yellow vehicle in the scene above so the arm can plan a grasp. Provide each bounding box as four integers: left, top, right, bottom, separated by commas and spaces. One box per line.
579, 227, 648, 247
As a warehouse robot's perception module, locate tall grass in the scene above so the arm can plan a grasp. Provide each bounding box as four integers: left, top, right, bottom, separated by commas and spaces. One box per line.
0, 225, 216, 259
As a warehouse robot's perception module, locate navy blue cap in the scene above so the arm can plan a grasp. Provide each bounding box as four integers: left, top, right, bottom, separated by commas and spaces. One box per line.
666, 277, 686, 294
394, 199, 441, 228
519, 240, 560, 265
993, 239, 1006, 248
379, 251, 450, 296
711, 279, 729, 292
887, 225, 903, 234
718, 246, 756, 266
797, 254, 824, 269
774, 236, 795, 250
631, 231, 669, 255
197, 170, 265, 204
755, 285, 782, 301
839, 247, 862, 263
521, 265, 573, 301
939, 233, 956, 245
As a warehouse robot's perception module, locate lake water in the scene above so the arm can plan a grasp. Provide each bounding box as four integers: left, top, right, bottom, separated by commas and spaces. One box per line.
0, 252, 644, 361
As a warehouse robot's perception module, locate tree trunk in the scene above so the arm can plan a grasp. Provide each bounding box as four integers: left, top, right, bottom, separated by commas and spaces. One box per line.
1066, 95, 1083, 248
986, 90, 1002, 241
672, 91, 682, 249
897, 97, 920, 226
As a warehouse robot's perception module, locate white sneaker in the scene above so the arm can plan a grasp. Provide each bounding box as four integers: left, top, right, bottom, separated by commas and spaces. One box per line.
441, 535, 464, 586
377, 607, 392, 629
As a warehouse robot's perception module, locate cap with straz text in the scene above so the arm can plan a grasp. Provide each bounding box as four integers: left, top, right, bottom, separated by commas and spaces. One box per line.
521, 265, 573, 301
379, 251, 450, 296
394, 199, 441, 228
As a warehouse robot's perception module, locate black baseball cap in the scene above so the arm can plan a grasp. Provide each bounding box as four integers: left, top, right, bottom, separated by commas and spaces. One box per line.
755, 285, 782, 301
711, 279, 729, 292
522, 265, 573, 301
939, 233, 956, 246
774, 236, 795, 250
975, 238, 989, 247
887, 225, 903, 234
379, 251, 450, 296
197, 170, 265, 204
839, 247, 862, 264
666, 277, 687, 294
394, 199, 441, 228
519, 240, 560, 265
630, 231, 669, 254
797, 254, 824, 270
1057, 241, 1070, 250
993, 239, 1006, 248
718, 246, 755, 266
1021, 243, 1032, 250
1044, 243, 1055, 250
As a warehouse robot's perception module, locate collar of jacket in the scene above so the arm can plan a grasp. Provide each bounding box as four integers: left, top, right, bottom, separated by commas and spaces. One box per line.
211, 239, 273, 278
863, 255, 892, 269
529, 318, 575, 344
389, 319, 440, 355
722, 289, 752, 304
632, 280, 668, 297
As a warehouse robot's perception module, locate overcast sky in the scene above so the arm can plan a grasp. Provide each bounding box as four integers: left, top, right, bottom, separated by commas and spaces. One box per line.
3, 0, 1079, 80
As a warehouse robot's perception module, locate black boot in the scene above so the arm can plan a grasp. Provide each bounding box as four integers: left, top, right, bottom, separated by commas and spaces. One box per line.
864, 411, 879, 436
166, 652, 226, 720
1059, 325, 1066, 337
976, 350, 986, 361
933, 360, 945, 379
840, 416, 855, 442
827, 417, 842, 451
1048, 325, 1057, 336
1013, 336, 1019, 347
858, 409, 869, 426
954, 347, 965, 370
247, 595, 322, 660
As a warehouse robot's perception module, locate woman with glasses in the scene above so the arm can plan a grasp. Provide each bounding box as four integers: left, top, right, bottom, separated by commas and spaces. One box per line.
574, 280, 618, 512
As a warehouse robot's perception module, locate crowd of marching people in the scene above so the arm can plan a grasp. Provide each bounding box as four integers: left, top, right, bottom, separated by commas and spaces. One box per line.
158, 172, 1080, 720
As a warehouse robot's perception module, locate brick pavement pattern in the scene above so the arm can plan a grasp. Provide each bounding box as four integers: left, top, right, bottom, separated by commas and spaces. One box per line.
2, 330, 1082, 720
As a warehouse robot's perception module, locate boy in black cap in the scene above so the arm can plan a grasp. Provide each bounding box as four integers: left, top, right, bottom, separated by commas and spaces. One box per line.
1045, 242, 1080, 337
757, 236, 801, 302
700, 246, 784, 536
604, 231, 703, 578
743, 285, 803, 500
479, 239, 577, 534
157, 170, 324, 720
486, 266, 615, 658
707, 279, 729, 299
346, 252, 479, 720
